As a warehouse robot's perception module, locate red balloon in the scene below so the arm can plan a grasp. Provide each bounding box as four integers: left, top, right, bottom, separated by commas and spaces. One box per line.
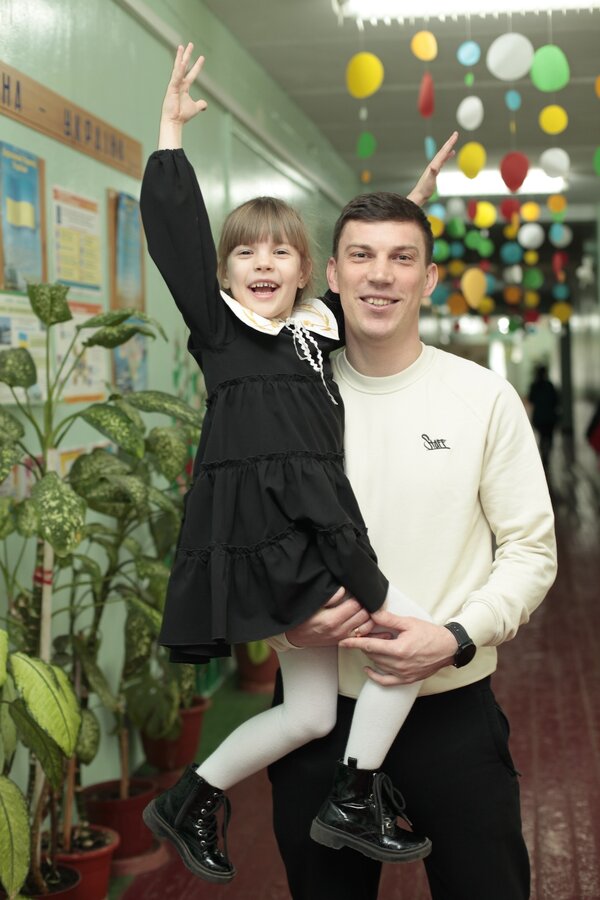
552, 251, 569, 276
500, 198, 521, 221
500, 152, 530, 192
479, 260, 492, 272
467, 199, 478, 220
524, 310, 540, 324
418, 72, 435, 118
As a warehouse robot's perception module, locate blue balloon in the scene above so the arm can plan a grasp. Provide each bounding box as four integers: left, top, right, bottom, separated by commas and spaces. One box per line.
552, 283, 570, 300
500, 242, 523, 265
424, 136, 437, 162
485, 273, 499, 294
457, 40, 481, 67
428, 202, 446, 221
505, 90, 522, 112
450, 242, 465, 258
430, 283, 451, 306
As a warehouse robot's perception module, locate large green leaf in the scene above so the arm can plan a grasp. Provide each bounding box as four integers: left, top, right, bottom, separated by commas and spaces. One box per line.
111, 395, 145, 431
80, 404, 145, 458
75, 708, 101, 765
147, 426, 189, 482
124, 667, 180, 739
0, 676, 18, 771
30, 473, 86, 556
0, 348, 37, 388
0, 409, 25, 442
0, 631, 6, 688
122, 611, 154, 682
72, 637, 119, 713
123, 390, 201, 427
78, 308, 167, 340
9, 654, 81, 756
27, 282, 71, 326
15, 499, 39, 538
0, 442, 22, 485
9, 699, 64, 790
121, 590, 163, 635
147, 485, 180, 519
83, 323, 156, 349
0, 775, 30, 898
0, 498, 16, 540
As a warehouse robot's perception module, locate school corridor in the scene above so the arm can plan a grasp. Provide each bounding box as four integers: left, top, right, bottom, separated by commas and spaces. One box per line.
113, 435, 600, 900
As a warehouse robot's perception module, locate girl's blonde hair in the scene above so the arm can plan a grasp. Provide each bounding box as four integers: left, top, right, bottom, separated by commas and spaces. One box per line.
217, 197, 314, 303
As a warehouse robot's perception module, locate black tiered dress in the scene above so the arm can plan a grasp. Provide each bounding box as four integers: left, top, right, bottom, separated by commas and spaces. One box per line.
140, 149, 388, 662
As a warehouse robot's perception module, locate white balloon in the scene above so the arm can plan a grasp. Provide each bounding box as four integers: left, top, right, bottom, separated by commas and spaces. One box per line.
486, 33, 534, 82
539, 147, 571, 178
549, 223, 573, 249
518, 223, 545, 250
503, 265, 523, 285
446, 197, 466, 218
456, 96, 484, 131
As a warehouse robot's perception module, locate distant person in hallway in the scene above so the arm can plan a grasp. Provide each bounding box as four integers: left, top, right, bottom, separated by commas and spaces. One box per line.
528, 364, 560, 468
268, 192, 558, 900
139, 43, 458, 884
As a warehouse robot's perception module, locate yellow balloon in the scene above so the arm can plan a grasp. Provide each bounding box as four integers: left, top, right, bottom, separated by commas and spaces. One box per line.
460, 267, 487, 308
595, 75, 600, 99
524, 291, 540, 308
504, 223, 519, 239
478, 296, 495, 315
360, 169, 372, 184
547, 194, 567, 214
346, 52, 384, 100
448, 260, 467, 277
411, 31, 438, 62
521, 202, 540, 222
428, 215, 445, 238
473, 201, 497, 229
458, 142, 487, 179
539, 105, 568, 135
524, 250, 539, 265
550, 301, 572, 323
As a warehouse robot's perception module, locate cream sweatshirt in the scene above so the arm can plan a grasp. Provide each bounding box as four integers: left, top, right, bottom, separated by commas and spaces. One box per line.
333, 343, 557, 698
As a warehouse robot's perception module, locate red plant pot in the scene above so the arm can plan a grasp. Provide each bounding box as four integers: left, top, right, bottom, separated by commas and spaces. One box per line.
55, 825, 120, 900
18, 865, 82, 898
81, 779, 156, 859
141, 696, 211, 772
234, 645, 280, 693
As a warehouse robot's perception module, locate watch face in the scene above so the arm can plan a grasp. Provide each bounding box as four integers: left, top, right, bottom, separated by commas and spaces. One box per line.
455, 643, 477, 668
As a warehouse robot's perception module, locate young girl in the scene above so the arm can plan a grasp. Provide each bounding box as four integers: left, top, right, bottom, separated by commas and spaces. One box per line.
141, 43, 457, 884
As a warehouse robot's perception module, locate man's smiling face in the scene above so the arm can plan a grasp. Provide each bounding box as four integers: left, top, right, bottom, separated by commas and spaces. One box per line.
327, 219, 437, 347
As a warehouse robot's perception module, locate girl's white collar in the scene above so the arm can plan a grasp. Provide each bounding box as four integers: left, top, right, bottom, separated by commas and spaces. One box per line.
220, 291, 339, 341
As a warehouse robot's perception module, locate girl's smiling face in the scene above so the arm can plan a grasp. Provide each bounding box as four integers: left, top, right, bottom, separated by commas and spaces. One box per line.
223, 239, 308, 321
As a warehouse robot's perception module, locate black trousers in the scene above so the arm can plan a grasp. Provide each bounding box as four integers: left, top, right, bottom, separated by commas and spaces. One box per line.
268, 675, 530, 900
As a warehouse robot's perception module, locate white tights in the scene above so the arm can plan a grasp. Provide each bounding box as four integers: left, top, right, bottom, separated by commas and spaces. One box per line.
196, 584, 432, 790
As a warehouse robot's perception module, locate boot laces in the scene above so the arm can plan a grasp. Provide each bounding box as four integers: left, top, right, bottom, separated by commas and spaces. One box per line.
371, 772, 412, 834
179, 788, 232, 862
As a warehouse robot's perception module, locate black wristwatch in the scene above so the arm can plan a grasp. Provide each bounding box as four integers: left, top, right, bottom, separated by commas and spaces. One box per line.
443, 622, 476, 668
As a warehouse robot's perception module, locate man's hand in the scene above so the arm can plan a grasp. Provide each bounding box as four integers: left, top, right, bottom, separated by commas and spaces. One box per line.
407, 132, 459, 207
285, 587, 374, 648
338, 608, 458, 685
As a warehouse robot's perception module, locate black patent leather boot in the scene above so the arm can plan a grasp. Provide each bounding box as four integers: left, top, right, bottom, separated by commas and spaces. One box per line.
310, 758, 432, 863
142, 765, 235, 882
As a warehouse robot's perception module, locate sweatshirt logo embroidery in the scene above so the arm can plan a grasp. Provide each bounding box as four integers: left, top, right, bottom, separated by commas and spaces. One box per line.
422, 433, 451, 450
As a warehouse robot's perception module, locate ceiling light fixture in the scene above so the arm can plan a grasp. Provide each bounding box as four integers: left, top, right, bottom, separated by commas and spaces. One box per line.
333, 0, 599, 25
436, 167, 566, 197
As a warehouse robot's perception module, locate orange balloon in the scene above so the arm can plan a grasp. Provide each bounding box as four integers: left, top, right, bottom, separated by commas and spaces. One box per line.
448, 293, 468, 316
411, 31, 438, 62
360, 170, 372, 184
504, 285, 522, 305
448, 260, 467, 277
595, 75, 600, 99
547, 194, 567, 214
437, 264, 447, 281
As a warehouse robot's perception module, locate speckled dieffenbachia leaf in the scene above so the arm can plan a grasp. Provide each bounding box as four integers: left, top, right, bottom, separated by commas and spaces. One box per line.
30, 473, 86, 556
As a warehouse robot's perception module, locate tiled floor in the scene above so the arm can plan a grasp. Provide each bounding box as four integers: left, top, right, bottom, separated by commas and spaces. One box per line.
114, 439, 600, 900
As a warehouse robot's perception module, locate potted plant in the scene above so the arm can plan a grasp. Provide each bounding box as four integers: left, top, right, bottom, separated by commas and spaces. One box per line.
234, 640, 280, 693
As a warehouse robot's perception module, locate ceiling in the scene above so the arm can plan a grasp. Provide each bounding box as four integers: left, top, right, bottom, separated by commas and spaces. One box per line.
201, 0, 600, 209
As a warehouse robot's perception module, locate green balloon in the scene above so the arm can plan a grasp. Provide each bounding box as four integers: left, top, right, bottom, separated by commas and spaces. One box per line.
464, 72, 475, 87
530, 45, 570, 92
465, 230, 481, 251
594, 147, 600, 177
357, 131, 377, 159
523, 267, 544, 290
433, 239, 450, 262
478, 238, 495, 258
446, 217, 466, 239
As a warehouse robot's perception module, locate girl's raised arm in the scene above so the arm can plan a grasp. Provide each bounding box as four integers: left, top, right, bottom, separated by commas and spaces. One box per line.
407, 131, 458, 207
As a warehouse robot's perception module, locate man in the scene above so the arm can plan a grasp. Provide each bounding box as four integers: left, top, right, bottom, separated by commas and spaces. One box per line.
268, 192, 557, 900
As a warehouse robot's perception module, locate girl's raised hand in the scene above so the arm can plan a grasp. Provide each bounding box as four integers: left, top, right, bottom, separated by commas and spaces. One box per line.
407, 131, 459, 207
161, 42, 208, 125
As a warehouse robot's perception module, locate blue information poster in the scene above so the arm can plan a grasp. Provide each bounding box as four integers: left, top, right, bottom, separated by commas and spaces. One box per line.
0, 142, 45, 291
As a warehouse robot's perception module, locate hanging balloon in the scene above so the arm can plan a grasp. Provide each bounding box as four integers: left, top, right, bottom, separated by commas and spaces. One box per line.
503, 265, 523, 285
456, 96, 484, 131
486, 33, 534, 81
457, 40, 481, 66
524, 291, 540, 308
552, 283, 571, 301
503, 286, 522, 305
473, 202, 496, 229
594, 147, 600, 177
517, 223, 545, 250
478, 237, 495, 258
521, 202, 540, 222
539, 147, 570, 178
446, 218, 466, 239
522, 268, 544, 290
524, 309, 540, 325
449, 258, 467, 275
504, 221, 519, 240
460, 267, 487, 308
505, 90, 522, 112
433, 239, 451, 262
424, 136, 437, 161
547, 194, 567, 215
346, 52, 385, 99
428, 202, 446, 222
465, 230, 482, 251
596, 75, 600, 98
524, 250, 539, 266
448, 293, 468, 316
458, 142, 486, 179
485, 273, 499, 294
418, 72, 435, 118
552, 251, 569, 276
446, 197, 466, 219
500, 198, 521, 221
360, 170, 372, 184
428, 216, 445, 238
479, 296, 495, 315
500, 242, 523, 265
549, 222, 573, 248
467, 200, 478, 221
356, 131, 377, 159
464, 72, 475, 88
359, 107, 369, 121
500, 152, 529, 192
539, 105, 568, 135
530, 45, 570, 93
550, 302, 572, 323
430, 283, 451, 306
411, 31, 438, 62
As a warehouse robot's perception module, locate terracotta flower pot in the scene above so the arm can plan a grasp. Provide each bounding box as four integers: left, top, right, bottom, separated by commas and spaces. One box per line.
141, 695, 211, 771
54, 825, 120, 900
8, 864, 82, 899
234, 644, 280, 693
80, 778, 156, 860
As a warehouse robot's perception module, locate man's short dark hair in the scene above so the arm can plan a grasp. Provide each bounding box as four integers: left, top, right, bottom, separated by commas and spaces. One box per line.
332, 192, 434, 265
